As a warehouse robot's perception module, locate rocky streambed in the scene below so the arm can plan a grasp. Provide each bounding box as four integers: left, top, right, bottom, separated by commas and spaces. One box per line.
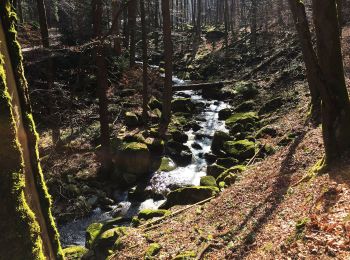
60, 77, 279, 260
59, 84, 231, 246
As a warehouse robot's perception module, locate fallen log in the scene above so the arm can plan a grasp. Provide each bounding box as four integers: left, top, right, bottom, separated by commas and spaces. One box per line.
172, 81, 225, 91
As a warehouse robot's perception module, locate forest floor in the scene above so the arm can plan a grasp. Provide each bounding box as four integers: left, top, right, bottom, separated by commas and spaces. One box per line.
19, 24, 350, 259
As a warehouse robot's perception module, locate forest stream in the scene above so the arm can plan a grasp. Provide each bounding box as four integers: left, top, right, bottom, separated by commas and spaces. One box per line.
59, 74, 230, 247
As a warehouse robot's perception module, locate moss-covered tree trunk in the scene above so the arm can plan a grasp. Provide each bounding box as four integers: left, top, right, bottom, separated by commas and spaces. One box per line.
0, 2, 63, 259
312, 0, 350, 163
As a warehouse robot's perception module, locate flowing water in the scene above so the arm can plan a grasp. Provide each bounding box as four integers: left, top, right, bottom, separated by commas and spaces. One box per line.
59, 75, 230, 247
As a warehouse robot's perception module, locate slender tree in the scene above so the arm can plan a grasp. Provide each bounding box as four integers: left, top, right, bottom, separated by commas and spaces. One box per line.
140, 0, 149, 123
160, 0, 173, 134
93, 0, 113, 177
287, 0, 321, 120
0, 1, 63, 258
128, 0, 137, 66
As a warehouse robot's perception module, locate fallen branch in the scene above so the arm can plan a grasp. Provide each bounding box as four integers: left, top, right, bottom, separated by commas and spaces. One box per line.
173, 80, 236, 91
196, 243, 212, 260
139, 196, 216, 230
246, 145, 265, 167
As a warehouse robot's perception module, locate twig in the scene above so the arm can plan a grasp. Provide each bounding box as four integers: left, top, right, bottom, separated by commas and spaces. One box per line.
246, 145, 265, 167
196, 243, 212, 260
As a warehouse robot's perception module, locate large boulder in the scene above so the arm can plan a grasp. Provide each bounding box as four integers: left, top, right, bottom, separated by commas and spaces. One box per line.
166, 140, 193, 166
235, 100, 255, 112
91, 227, 126, 259
216, 158, 239, 168
171, 130, 189, 143
223, 140, 255, 161
218, 108, 232, 120
207, 164, 227, 178
158, 157, 177, 172
211, 131, 231, 154
145, 138, 165, 156
114, 142, 152, 184
171, 98, 195, 113
225, 112, 259, 129
124, 112, 139, 127
148, 96, 162, 110
160, 186, 219, 209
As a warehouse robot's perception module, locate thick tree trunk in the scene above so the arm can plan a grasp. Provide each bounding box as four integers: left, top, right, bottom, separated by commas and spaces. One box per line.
141, 0, 149, 123
160, 0, 173, 134
0, 2, 63, 259
287, 0, 321, 121
197, 0, 202, 38
93, 0, 113, 177
312, 0, 350, 163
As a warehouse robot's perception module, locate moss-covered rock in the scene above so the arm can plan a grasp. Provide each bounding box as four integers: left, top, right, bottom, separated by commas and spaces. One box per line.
166, 140, 193, 166
223, 140, 255, 161
92, 227, 126, 258
125, 112, 139, 127
171, 130, 189, 143
216, 158, 239, 168
171, 98, 195, 113
114, 142, 152, 184
145, 138, 165, 156
174, 251, 197, 259
145, 243, 162, 258
138, 209, 171, 220
235, 100, 255, 112
158, 157, 177, 172
256, 126, 278, 138
234, 81, 259, 99
218, 108, 232, 120
149, 96, 162, 110
86, 222, 104, 249
225, 112, 259, 129
63, 246, 88, 260
200, 176, 217, 187
160, 186, 219, 209
207, 164, 227, 178
216, 165, 246, 185
211, 131, 231, 153
258, 97, 284, 115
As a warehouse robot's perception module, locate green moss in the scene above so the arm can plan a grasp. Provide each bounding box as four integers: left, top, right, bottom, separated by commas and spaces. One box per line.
145, 243, 162, 258
223, 140, 255, 161
131, 216, 141, 227
138, 209, 171, 220
174, 251, 197, 259
158, 157, 176, 172
86, 222, 104, 248
225, 112, 258, 128
0, 3, 63, 258
63, 246, 88, 260
200, 176, 217, 187
121, 142, 148, 152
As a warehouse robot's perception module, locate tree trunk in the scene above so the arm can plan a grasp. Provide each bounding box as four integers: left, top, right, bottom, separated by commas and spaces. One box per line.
112, 0, 122, 55
0, 2, 63, 259
36, 0, 49, 47
93, 0, 113, 177
160, 0, 173, 134
197, 0, 202, 38
128, 0, 137, 66
312, 0, 350, 163
251, 0, 257, 46
287, 0, 321, 121
141, 0, 149, 123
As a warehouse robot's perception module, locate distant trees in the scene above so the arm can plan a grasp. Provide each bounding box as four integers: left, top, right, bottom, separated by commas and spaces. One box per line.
0, 1, 63, 258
